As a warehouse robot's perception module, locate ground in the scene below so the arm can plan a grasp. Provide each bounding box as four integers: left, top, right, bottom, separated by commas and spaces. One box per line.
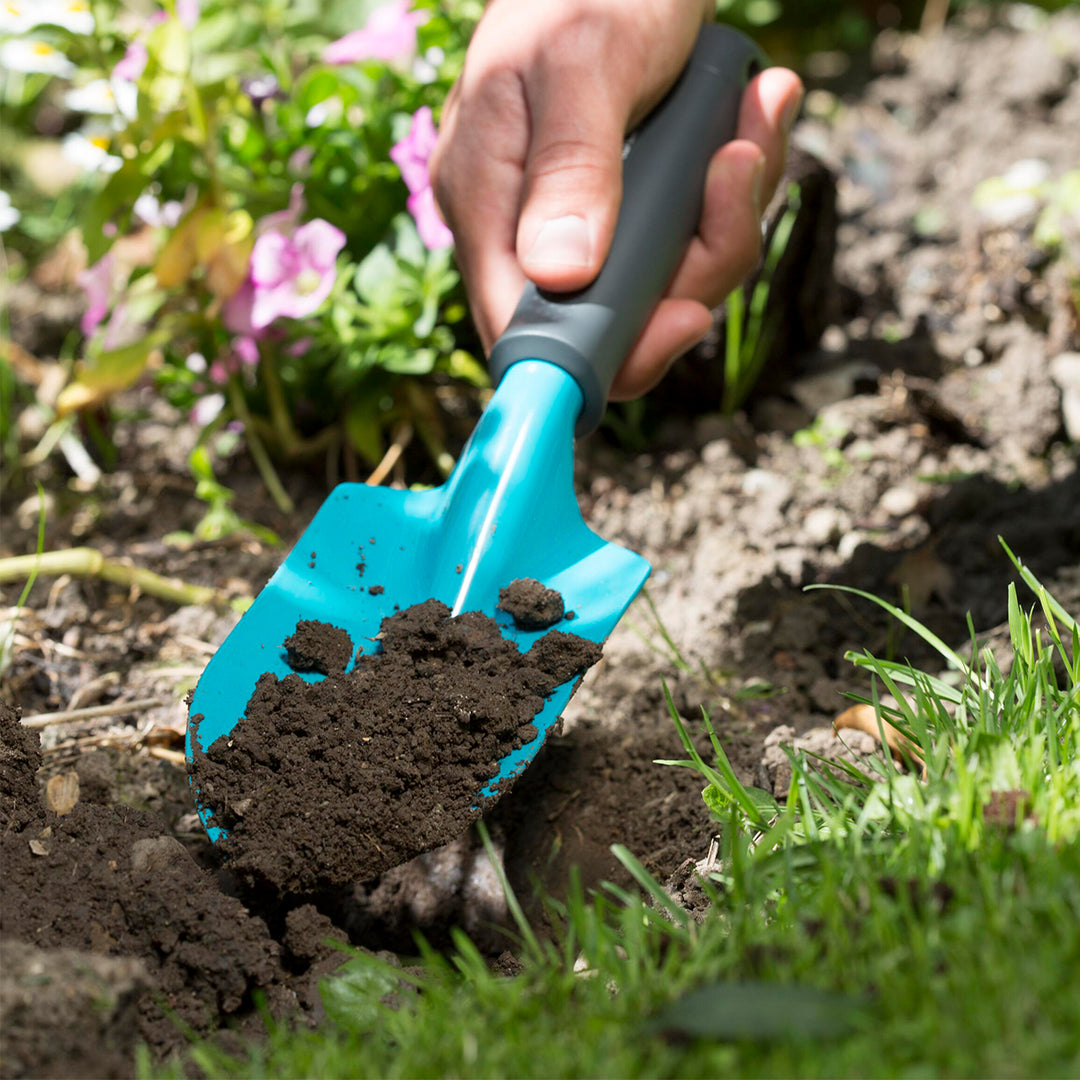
1, 7, 1078, 1077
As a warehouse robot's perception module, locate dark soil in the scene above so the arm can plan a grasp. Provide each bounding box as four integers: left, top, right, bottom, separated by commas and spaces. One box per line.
189, 600, 602, 894
282, 620, 354, 675
498, 578, 566, 630
0, 701, 285, 1076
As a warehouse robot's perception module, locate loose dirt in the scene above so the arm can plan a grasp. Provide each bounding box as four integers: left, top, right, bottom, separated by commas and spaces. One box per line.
189, 599, 602, 894
0, 700, 285, 1077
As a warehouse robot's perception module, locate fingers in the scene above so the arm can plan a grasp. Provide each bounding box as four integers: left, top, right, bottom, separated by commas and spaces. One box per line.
610, 298, 713, 401
514, 94, 626, 293
611, 66, 804, 399
429, 67, 530, 351
514, 42, 633, 292
735, 65, 804, 205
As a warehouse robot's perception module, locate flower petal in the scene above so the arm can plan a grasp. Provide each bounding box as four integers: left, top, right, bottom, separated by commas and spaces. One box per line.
250, 231, 294, 289
408, 186, 453, 250
293, 219, 346, 272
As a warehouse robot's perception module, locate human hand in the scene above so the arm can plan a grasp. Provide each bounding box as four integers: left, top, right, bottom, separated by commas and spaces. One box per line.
430, 0, 803, 401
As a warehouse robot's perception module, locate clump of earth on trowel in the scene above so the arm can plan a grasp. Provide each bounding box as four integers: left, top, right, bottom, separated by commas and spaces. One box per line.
188, 592, 600, 895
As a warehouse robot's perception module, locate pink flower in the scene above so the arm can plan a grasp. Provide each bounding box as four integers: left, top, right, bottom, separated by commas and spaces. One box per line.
176, 0, 199, 29
234, 336, 260, 366
247, 219, 345, 329
223, 279, 259, 337
113, 39, 147, 82
78, 254, 115, 336
323, 0, 425, 65
391, 107, 453, 250
407, 185, 453, 250
391, 105, 437, 193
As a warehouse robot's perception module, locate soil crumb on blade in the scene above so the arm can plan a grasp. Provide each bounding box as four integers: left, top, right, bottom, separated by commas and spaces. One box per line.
283, 620, 354, 674
498, 578, 565, 630
190, 598, 602, 895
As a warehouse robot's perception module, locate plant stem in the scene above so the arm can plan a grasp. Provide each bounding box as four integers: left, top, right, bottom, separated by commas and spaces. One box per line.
0, 548, 235, 608
258, 352, 301, 455
228, 378, 295, 513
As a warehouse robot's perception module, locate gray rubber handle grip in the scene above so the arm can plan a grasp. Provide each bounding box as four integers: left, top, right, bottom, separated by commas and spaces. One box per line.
488, 24, 766, 436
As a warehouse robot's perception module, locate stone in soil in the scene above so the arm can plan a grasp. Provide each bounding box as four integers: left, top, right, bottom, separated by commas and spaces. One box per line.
189, 597, 602, 895
497, 578, 565, 631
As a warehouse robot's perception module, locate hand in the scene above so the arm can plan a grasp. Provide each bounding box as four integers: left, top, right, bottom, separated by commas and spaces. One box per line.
430, 0, 804, 400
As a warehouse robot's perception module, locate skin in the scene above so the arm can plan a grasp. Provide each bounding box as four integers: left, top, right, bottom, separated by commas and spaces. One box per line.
429, 0, 804, 400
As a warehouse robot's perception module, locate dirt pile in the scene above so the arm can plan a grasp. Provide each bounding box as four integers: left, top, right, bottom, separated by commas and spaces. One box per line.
190, 599, 601, 894
0, 700, 285, 1077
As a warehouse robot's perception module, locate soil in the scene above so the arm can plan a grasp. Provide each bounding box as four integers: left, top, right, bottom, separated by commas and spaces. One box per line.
0, 700, 285, 1076
282, 620, 354, 675
497, 578, 566, 630
190, 601, 601, 894
2, 7, 1079, 1078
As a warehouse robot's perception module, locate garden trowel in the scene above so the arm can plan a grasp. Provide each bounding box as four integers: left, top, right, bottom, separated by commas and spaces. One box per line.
187, 24, 766, 843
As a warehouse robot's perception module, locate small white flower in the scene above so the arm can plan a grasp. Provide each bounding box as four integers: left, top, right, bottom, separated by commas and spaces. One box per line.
186, 352, 207, 374
0, 1, 33, 34
0, 191, 20, 232
41, 0, 94, 34
190, 393, 225, 428
305, 96, 342, 128
62, 130, 123, 173
64, 78, 138, 121
411, 56, 437, 84
133, 191, 183, 228
0, 38, 76, 77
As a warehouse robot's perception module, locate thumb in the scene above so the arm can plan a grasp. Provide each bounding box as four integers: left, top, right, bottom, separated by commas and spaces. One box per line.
515, 79, 627, 293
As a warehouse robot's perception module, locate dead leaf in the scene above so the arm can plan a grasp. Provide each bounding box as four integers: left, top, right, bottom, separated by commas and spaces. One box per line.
983, 789, 1034, 828
90, 921, 117, 954
46, 771, 80, 816
887, 545, 955, 611
32, 230, 88, 290
834, 704, 925, 773
29, 839, 50, 856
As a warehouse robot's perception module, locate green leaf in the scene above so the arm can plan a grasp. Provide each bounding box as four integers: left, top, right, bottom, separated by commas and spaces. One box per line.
344, 396, 387, 466
703, 782, 779, 821
381, 346, 436, 376
355, 244, 402, 308
446, 349, 488, 388
319, 955, 399, 1036
648, 981, 867, 1041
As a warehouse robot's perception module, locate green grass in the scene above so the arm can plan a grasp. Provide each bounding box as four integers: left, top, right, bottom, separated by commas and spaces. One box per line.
153, 542, 1080, 1079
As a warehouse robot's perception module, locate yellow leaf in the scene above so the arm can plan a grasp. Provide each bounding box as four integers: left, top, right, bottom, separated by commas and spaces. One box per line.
56, 336, 165, 416
154, 208, 202, 288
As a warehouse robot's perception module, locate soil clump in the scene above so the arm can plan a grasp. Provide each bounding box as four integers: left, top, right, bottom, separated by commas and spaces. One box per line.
189, 598, 602, 894
283, 620, 353, 674
497, 578, 566, 630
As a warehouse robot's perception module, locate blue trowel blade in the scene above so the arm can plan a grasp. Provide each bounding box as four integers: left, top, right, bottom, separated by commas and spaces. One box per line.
186, 360, 651, 841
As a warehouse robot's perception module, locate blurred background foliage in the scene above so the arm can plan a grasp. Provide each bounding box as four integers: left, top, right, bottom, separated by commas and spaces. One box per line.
0, 0, 1072, 533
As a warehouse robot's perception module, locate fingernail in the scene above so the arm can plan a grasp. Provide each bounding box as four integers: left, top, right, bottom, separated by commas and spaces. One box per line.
780, 88, 804, 136
526, 215, 591, 268
751, 155, 765, 217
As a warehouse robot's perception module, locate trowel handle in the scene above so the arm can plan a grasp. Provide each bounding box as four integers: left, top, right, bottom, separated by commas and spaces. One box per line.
487, 23, 766, 437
